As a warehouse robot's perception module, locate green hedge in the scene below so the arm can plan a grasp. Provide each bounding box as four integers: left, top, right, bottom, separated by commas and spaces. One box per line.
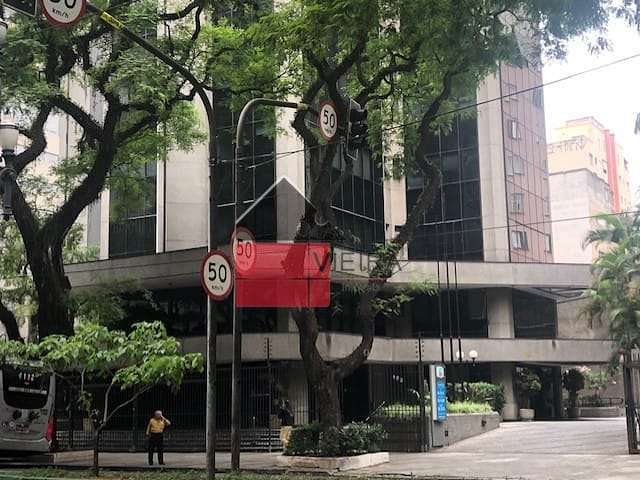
284, 422, 386, 457
374, 399, 493, 419
447, 400, 492, 414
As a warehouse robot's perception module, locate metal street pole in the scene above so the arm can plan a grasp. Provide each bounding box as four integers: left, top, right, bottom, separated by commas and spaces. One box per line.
230, 98, 308, 470
85, 4, 219, 478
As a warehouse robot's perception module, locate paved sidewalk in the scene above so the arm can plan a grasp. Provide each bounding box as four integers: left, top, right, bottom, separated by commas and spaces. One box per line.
49, 418, 640, 480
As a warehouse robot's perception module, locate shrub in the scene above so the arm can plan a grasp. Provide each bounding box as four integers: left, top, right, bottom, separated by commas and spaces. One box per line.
287, 422, 386, 457
563, 368, 586, 408
466, 382, 506, 413
374, 401, 492, 418
284, 423, 320, 456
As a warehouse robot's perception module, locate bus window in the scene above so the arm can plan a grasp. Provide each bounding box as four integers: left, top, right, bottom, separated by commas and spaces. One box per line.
2, 367, 50, 410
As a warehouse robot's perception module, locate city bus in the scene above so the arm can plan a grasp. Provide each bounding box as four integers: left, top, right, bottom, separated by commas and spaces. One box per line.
0, 363, 55, 454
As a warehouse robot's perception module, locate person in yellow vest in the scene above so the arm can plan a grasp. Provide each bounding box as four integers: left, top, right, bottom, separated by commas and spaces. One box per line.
146, 410, 171, 465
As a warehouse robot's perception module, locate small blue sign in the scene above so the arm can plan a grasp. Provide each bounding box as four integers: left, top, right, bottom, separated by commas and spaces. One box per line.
432, 364, 447, 421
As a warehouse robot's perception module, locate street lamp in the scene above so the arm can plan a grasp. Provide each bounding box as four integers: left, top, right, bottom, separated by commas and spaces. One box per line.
230, 98, 308, 470
0, 122, 19, 220
469, 349, 478, 365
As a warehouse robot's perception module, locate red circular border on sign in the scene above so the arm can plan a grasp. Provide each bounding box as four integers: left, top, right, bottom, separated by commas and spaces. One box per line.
230, 226, 257, 273
200, 250, 234, 301
318, 100, 338, 141
39, 0, 87, 28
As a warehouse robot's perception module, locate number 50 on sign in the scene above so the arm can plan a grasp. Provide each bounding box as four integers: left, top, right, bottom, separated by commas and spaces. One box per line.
200, 251, 233, 300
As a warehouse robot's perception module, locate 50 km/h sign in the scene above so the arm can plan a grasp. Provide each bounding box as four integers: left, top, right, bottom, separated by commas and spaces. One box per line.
318, 101, 338, 141
200, 251, 233, 300
231, 227, 256, 274
40, 0, 86, 27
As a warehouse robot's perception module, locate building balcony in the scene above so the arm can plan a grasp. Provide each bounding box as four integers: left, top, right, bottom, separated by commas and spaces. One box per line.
66, 246, 592, 291
182, 332, 614, 366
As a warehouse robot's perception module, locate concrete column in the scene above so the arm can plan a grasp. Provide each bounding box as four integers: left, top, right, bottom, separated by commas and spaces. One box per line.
491, 363, 518, 420
477, 74, 510, 262
487, 288, 515, 338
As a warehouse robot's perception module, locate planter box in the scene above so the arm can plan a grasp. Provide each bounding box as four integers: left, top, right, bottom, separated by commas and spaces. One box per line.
442, 413, 501, 446
579, 406, 625, 418
519, 408, 535, 421
276, 452, 389, 471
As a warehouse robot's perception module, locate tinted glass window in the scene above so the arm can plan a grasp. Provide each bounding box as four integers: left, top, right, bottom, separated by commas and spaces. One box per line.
2, 367, 50, 410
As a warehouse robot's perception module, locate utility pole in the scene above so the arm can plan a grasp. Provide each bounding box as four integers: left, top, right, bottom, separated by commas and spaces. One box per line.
84, 4, 219, 477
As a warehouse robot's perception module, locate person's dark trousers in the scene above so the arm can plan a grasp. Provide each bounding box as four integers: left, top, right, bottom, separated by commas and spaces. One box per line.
148, 432, 164, 465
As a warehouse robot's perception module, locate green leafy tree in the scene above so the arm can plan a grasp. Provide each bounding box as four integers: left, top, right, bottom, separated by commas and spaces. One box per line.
515, 367, 542, 409
585, 210, 640, 354
0, 0, 283, 338
0, 321, 203, 475
253, 0, 619, 428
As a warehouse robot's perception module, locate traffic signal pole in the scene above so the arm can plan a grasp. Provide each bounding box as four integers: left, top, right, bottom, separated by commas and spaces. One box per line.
85, 3, 219, 478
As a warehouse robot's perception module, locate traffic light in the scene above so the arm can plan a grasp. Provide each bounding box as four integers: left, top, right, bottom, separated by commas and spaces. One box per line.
348, 100, 368, 150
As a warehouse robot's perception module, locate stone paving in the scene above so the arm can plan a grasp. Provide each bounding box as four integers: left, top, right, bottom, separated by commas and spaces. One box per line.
47, 418, 640, 479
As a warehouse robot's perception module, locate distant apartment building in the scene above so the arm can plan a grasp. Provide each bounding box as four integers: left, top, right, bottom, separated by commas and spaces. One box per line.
548, 117, 633, 263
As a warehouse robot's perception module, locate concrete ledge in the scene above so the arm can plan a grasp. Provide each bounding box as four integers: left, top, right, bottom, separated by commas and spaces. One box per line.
276, 451, 389, 471
443, 412, 501, 446
579, 406, 625, 418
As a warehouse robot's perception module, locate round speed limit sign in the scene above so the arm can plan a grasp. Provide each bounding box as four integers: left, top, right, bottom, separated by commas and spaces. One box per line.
200, 251, 233, 300
231, 227, 256, 273
318, 101, 338, 141
40, 0, 86, 27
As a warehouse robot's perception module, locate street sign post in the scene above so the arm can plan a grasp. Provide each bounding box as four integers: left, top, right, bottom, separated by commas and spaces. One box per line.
200, 250, 233, 301
3, 0, 37, 16
318, 101, 338, 141
430, 364, 447, 421
40, 0, 85, 27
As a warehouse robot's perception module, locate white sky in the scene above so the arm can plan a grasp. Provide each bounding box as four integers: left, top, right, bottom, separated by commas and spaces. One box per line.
543, 18, 640, 202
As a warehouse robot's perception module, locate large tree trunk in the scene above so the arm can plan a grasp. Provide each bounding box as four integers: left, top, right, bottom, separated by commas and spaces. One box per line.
0, 299, 21, 340
316, 368, 342, 428
31, 242, 73, 338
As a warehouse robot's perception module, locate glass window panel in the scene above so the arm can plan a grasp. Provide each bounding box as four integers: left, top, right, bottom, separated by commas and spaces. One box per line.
425, 129, 440, 154
331, 168, 343, 208
458, 116, 478, 148
461, 148, 479, 181
462, 181, 481, 218
442, 151, 460, 183
354, 178, 364, 214
254, 162, 273, 198
364, 180, 374, 218
463, 219, 483, 259
443, 184, 461, 220
424, 190, 442, 223
216, 129, 233, 161
332, 148, 341, 169
219, 162, 233, 204
363, 154, 372, 181
353, 153, 364, 178
407, 174, 425, 190
253, 122, 273, 156
343, 175, 354, 211
441, 128, 458, 151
